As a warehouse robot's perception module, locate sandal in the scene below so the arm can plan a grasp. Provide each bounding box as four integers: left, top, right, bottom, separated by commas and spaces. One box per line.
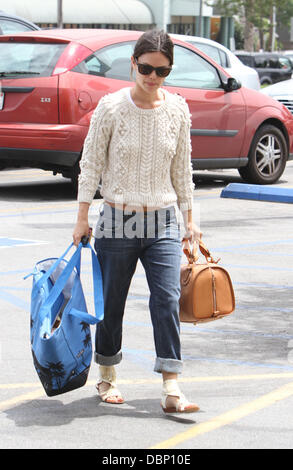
161, 379, 200, 413
96, 366, 124, 404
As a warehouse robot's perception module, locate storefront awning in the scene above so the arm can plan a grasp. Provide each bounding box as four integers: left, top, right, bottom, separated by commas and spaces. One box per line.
1, 0, 153, 24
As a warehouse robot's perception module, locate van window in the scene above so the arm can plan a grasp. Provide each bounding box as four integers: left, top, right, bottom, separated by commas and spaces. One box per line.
279, 57, 292, 70
254, 56, 267, 68
237, 55, 252, 67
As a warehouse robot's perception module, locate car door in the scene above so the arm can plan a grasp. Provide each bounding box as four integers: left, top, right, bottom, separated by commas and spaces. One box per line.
61, 40, 246, 168
164, 44, 246, 167
58, 41, 135, 126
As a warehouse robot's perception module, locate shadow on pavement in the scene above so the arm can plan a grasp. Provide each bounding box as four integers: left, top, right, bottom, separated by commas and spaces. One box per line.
0, 179, 76, 202
3, 395, 199, 428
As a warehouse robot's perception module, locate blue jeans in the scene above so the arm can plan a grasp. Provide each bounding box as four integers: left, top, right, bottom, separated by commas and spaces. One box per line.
94, 203, 183, 374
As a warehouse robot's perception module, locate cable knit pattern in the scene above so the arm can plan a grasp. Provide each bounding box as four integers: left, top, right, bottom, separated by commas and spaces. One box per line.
78, 87, 194, 209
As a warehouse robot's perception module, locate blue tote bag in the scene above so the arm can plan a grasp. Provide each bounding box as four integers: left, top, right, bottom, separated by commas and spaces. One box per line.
26, 240, 104, 396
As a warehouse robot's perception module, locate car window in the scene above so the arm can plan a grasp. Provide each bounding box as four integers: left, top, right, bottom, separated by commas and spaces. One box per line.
285, 54, 293, 65
237, 55, 253, 67
268, 58, 278, 68
72, 42, 134, 81
253, 55, 292, 70
279, 57, 292, 70
0, 42, 67, 77
164, 45, 222, 89
254, 56, 267, 68
219, 49, 229, 67
73, 42, 221, 89
187, 41, 229, 68
0, 19, 35, 33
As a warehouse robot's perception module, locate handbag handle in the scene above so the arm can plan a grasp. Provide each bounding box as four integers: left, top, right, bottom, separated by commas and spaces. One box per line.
38, 242, 104, 325
182, 239, 220, 264
24, 242, 74, 285
70, 240, 104, 324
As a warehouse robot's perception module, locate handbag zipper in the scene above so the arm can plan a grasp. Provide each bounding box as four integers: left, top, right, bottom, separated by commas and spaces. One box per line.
211, 268, 219, 316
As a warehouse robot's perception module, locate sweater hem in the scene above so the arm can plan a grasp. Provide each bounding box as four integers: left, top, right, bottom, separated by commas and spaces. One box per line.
101, 190, 179, 209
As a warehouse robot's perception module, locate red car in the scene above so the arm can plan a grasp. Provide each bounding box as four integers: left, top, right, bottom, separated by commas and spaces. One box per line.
0, 28, 293, 185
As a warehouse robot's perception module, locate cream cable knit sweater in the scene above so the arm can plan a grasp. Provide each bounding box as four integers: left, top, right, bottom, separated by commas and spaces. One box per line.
78, 87, 194, 209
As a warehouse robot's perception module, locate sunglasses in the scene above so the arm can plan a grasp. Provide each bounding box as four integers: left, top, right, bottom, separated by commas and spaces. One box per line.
134, 58, 172, 78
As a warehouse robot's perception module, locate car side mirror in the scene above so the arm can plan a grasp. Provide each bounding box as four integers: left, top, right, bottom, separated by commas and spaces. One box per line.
223, 77, 241, 92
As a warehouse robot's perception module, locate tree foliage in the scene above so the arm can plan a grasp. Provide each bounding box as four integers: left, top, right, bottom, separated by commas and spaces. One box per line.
212, 0, 293, 50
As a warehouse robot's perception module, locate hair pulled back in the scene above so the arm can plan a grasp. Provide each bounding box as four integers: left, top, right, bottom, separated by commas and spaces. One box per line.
133, 29, 174, 66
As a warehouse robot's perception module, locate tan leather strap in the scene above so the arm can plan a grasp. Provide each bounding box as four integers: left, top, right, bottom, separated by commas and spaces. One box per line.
182, 239, 198, 264
182, 239, 220, 264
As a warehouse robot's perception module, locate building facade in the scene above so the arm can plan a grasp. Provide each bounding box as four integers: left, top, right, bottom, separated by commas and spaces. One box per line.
1, 0, 234, 47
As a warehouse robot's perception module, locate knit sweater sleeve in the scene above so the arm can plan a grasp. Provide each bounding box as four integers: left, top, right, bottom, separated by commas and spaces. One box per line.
170, 98, 194, 210
77, 96, 112, 204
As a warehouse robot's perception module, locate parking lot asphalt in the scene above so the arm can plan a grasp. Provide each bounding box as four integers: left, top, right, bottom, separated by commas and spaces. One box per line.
0, 163, 293, 451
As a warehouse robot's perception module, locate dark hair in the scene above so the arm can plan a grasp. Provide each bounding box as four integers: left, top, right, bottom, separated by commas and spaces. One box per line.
133, 29, 174, 66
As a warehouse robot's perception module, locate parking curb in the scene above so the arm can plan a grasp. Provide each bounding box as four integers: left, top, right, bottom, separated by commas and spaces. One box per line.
220, 183, 293, 203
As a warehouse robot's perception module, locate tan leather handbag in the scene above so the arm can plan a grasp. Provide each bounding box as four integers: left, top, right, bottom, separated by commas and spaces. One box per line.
179, 239, 235, 324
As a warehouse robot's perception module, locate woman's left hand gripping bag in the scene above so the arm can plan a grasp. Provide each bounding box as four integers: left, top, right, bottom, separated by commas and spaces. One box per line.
25, 241, 104, 396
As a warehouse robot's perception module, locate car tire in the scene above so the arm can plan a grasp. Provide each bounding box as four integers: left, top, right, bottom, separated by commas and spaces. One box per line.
260, 77, 272, 86
238, 124, 288, 184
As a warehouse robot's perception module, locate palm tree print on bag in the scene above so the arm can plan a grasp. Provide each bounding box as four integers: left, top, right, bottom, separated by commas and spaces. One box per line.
31, 319, 92, 396
46, 361, 66, 390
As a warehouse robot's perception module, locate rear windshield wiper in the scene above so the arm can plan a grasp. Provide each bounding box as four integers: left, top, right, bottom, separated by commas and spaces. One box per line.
0, 71, 40, 77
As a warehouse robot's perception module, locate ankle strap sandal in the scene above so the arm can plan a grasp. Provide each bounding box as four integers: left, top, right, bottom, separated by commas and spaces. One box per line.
161, 379, 200, 413
96, 366, 124, 404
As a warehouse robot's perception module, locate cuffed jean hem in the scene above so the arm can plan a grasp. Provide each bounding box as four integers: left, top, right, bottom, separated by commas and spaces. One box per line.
95, 351, 122, 366
154, 357, 183, 374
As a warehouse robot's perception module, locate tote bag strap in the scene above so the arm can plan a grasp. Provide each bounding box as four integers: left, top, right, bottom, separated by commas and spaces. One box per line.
70, 241, 104, 324
32, 242, 75, 290
39, 242, 104, 325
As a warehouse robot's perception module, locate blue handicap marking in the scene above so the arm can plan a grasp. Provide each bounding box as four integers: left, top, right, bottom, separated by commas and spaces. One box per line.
0, 238, 47, 312
0, 286, 30, 311
0, 237, 41, 247
221, 183, 293, 203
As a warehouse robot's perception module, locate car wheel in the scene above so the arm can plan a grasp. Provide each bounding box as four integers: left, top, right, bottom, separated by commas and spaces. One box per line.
238, 124, 287, 184
260, 78, 272, 86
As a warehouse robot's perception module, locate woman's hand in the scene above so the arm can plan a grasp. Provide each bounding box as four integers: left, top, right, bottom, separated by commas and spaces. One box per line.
73, 202, 90, 246
182, 209, 202, 244
73, 220, 90, 246
183, 221, 202, 244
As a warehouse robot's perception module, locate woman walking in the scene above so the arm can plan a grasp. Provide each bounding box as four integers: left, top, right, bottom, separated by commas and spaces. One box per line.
73, 29, 201, 413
